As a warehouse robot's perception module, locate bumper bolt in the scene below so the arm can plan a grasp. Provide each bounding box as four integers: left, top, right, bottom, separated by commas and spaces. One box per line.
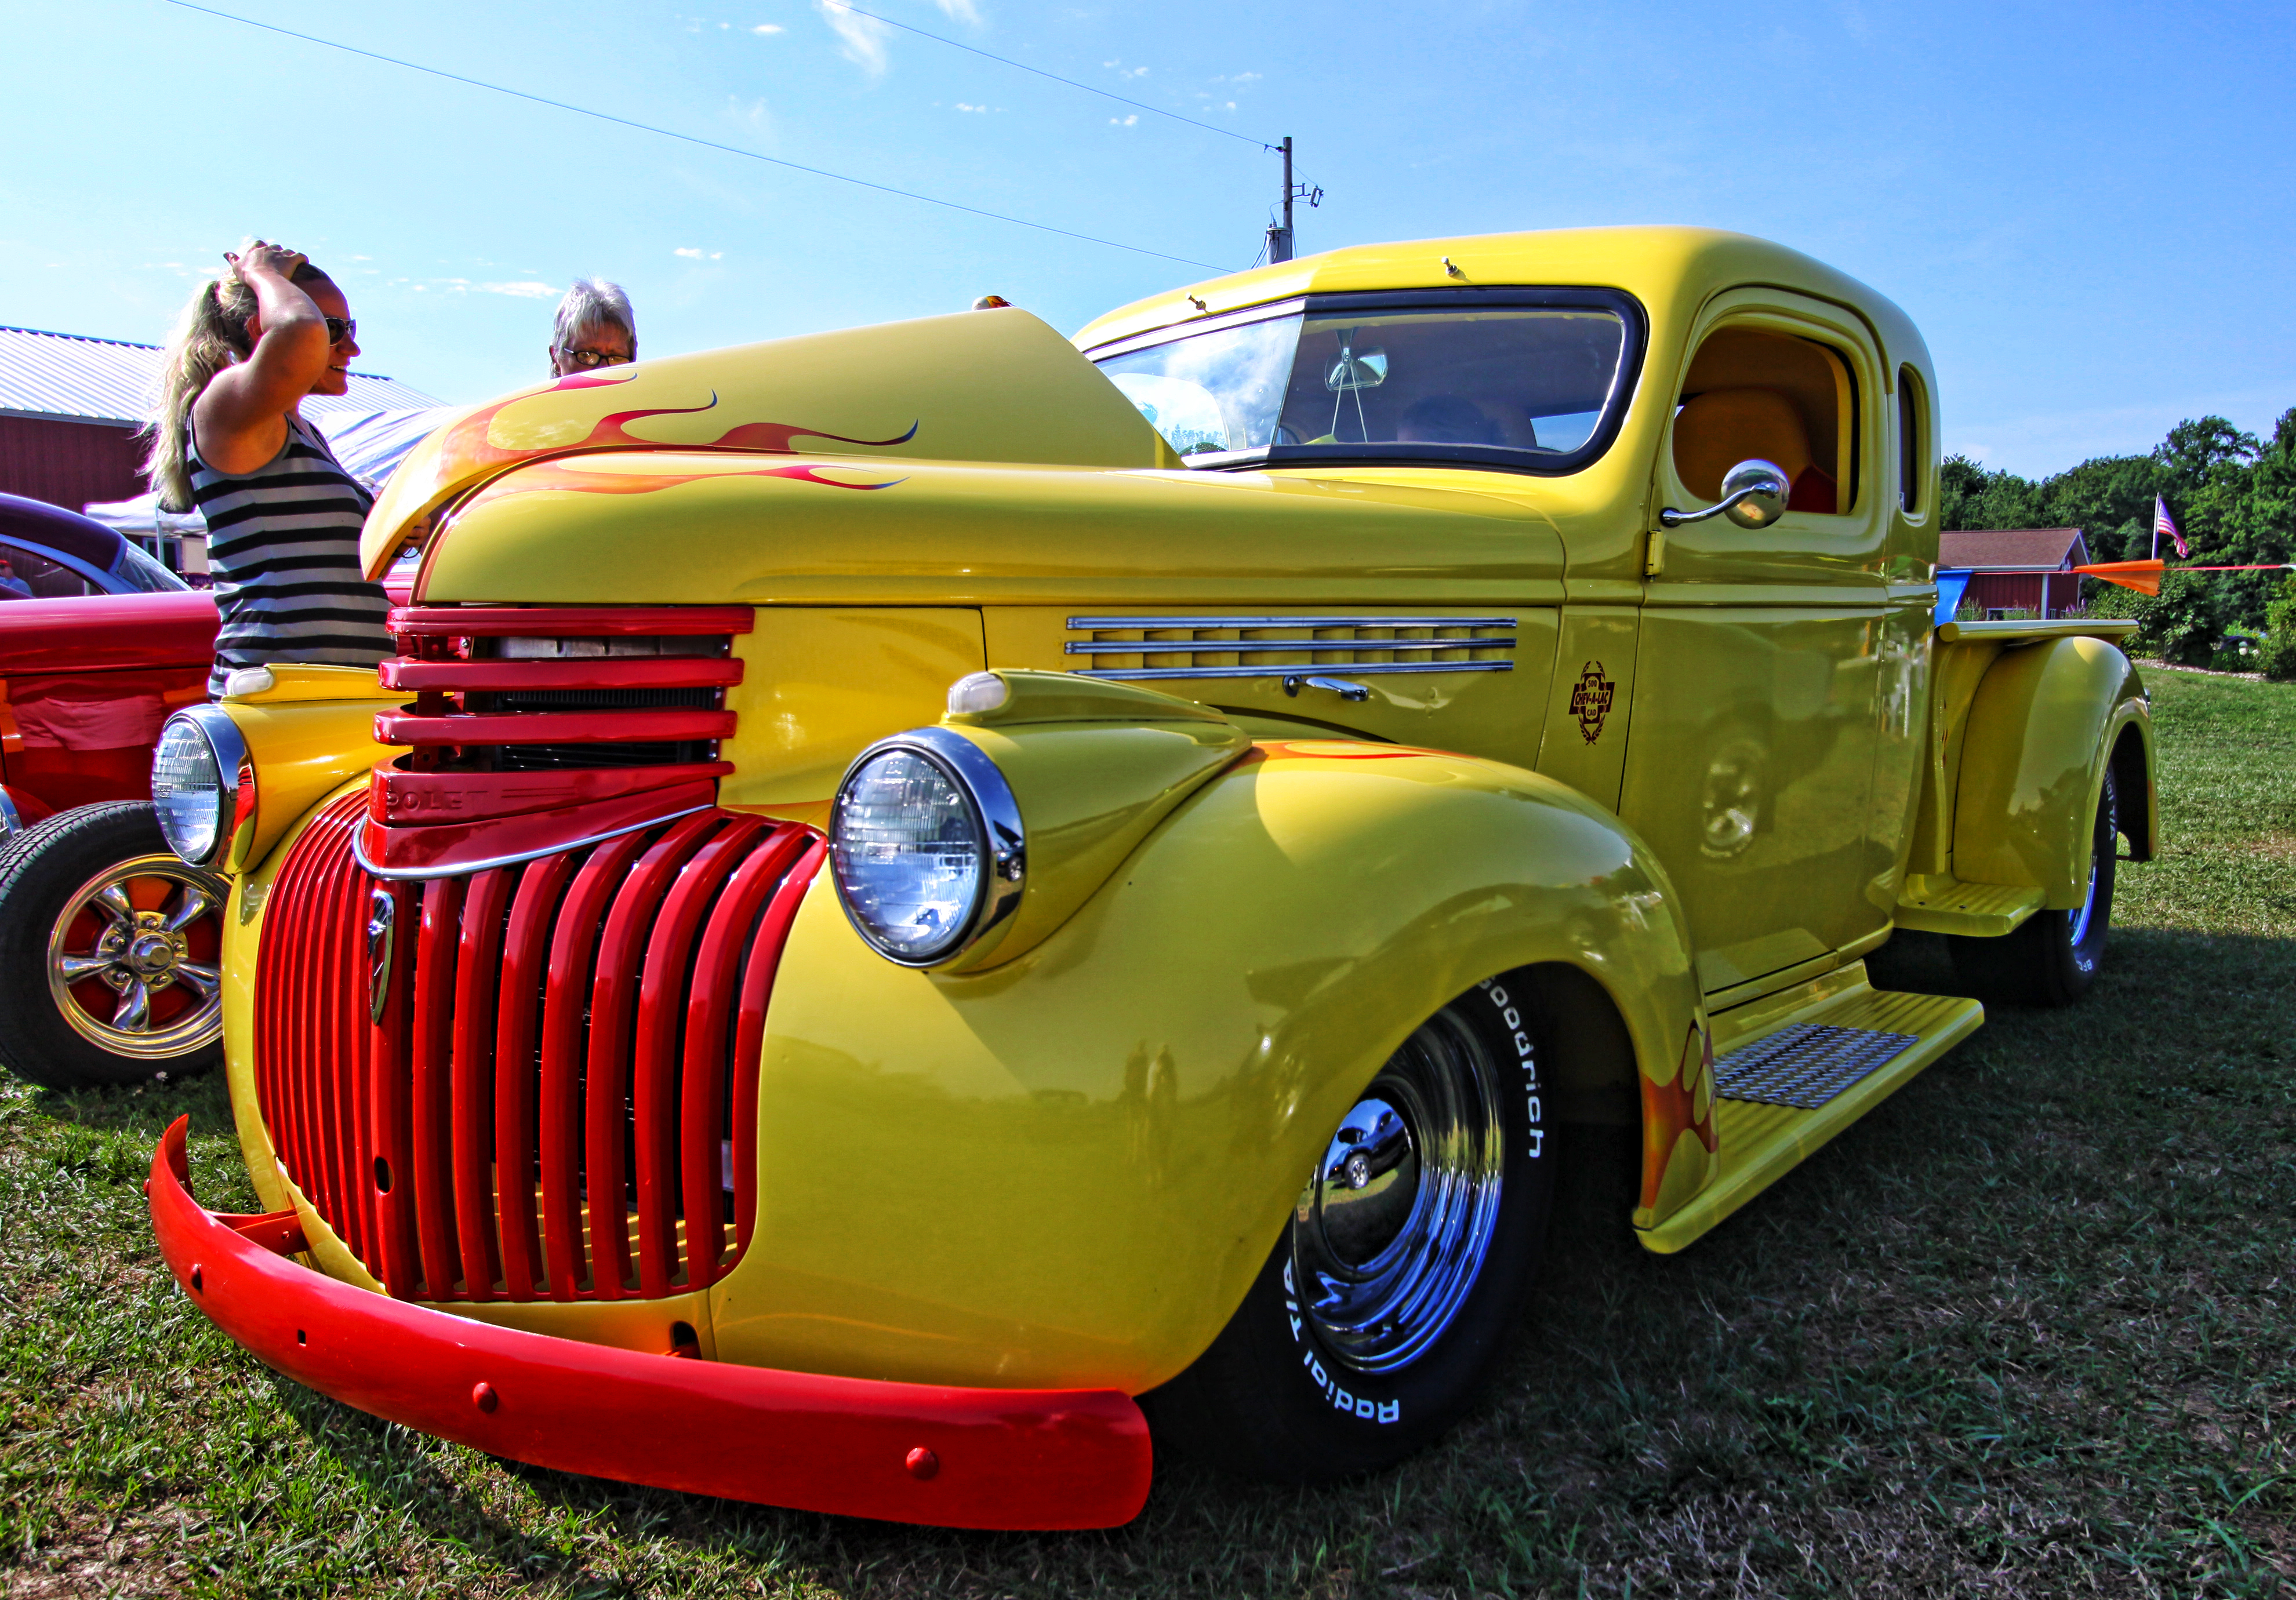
904, 1446, 938, 1480
473, 1381, 499, 1413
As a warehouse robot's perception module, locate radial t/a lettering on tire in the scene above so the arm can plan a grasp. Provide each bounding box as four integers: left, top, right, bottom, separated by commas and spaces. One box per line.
1140, 974, 1557, 1481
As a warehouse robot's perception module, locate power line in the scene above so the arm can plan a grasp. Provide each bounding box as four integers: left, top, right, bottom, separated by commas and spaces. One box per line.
157, 0, 1230, 272
819, 0, 1273, 149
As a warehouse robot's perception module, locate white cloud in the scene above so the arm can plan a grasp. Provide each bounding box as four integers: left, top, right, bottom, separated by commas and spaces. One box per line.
753, 21, 783, 32
818, 0, 891, 73
1229, 71, 1260, 82
1110, 114, 1137, 126
1120, 65, 1147, 78
673, 248, 725, 260
953, 101, 991, 112
929, 0, 980, 21
478, 281, 559, 298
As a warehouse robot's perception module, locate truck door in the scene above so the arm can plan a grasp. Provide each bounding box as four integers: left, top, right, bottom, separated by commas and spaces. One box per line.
1615, 290, 1891, 1001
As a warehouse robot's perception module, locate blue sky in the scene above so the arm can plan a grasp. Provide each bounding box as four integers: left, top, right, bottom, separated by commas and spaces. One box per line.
3, 0, 2290, 477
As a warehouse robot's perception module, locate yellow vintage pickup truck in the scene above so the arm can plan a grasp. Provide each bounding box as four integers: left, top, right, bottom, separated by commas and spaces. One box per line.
143, 227, 2153, 1530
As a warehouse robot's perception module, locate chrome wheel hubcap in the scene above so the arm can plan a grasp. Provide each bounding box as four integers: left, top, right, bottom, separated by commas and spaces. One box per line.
47, 854, 227, 1059
1293, 1005, 1506, 1375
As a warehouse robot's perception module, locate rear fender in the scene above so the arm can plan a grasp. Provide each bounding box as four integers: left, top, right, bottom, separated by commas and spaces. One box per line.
1953, 637, 2148, 906
722, 740, 1704, 1394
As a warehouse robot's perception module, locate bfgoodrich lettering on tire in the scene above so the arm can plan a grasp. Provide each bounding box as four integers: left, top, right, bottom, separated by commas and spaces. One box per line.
1140, 975, 1557, 1481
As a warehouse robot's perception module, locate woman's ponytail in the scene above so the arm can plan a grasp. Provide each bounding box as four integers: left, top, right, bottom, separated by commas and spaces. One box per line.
141, 248, 328, 511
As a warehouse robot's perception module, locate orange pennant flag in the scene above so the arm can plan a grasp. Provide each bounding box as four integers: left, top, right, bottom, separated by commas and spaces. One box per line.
2073, 559, 2164, 596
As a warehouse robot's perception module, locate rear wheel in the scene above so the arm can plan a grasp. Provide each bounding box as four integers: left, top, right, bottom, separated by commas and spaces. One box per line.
1949, 766, 2117, 1008
0, 802, 227, 1090
1140, 976, 1556, 1481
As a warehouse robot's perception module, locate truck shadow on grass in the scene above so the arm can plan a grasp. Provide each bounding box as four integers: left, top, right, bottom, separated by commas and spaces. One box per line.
14, 917, 2287, 1597
238, 925, 2286, 1597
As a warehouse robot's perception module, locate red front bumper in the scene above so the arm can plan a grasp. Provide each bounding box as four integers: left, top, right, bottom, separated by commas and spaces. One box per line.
148, 1117, 1153, 1529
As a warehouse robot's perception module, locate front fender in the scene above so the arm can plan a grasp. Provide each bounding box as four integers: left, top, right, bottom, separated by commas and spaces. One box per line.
1953, 637, 2147, 906
714, 740, 1701, 1394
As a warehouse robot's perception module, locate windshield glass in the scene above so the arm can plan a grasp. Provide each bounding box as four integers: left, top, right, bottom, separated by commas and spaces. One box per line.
1093, 292, 1637, 472
108, 539, 190, 593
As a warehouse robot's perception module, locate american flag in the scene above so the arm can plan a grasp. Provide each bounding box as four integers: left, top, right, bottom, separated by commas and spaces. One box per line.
2153, 495, 2190, 558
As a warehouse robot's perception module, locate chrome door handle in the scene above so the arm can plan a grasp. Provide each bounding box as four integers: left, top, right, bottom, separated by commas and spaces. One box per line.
1282, 674, 1371, 702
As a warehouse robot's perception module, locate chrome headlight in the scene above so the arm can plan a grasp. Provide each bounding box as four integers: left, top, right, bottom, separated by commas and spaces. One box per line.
151, 706, 252, 868
830, 726, 1023, 966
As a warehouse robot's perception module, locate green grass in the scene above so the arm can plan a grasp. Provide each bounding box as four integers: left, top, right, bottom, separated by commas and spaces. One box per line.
5, 669, 2293, 1598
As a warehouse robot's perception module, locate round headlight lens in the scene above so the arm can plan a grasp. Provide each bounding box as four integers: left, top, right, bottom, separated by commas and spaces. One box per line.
151, 711, 241, 867
831, 748, 985, 963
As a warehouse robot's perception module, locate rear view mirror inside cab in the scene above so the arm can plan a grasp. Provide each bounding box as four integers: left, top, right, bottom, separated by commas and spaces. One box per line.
1673, 329, 1856, 515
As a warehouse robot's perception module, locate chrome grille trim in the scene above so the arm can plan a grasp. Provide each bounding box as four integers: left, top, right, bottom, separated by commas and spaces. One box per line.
1063, 637, 1517, 656
1073, 661, 1514, 681
1066, 615, 1518, 630
1062, 613, 1517, 683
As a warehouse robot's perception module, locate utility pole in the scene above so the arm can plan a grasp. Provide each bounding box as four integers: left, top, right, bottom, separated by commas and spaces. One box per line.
1265, 137, 1320, 265
1266, 137, 1295, 264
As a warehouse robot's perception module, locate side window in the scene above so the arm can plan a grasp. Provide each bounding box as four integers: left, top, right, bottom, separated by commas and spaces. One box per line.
1673, 328, 1857, 515
0, 543, 99, 599
1897, 366, 1926, 514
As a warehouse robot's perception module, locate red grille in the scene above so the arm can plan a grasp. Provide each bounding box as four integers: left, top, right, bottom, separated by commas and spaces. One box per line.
376, 604, 751, 772
256, 790, 823, 1303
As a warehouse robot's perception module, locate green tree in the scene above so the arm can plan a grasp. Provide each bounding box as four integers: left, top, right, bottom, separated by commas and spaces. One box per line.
2259, 571, 2296, 682
1938, 412, 2295, 630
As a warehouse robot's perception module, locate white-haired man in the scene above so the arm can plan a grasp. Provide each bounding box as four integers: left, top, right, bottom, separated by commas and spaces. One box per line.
548, 278, 637, 377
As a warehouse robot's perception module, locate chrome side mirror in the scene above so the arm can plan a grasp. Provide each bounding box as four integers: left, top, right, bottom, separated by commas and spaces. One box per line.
1661, 458, 1790, 530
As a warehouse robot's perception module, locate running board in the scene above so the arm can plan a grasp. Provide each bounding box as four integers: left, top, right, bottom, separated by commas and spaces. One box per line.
1894, 873, 2045, 937
1637, 972, 1984, 1254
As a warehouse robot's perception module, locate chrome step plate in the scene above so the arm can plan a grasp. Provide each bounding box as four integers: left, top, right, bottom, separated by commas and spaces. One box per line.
1713, 1023, 1921, 1110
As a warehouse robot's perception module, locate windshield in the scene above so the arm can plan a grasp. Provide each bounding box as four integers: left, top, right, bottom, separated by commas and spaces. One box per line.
108, 539, 191, 593
1092, 290, 1640, 473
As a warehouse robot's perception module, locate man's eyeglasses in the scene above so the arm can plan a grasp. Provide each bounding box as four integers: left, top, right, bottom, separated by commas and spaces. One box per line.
324, 317, 357, 346
560, 347, 633, 370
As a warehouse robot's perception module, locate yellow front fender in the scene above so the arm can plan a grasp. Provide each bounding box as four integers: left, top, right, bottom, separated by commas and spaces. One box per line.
711, 740, 1701, 1394
1953, 637, 2150, 906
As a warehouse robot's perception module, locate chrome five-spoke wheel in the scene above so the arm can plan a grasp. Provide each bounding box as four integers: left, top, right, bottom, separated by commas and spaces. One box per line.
0, 802, 230, 1089
48, 854, 226, 1057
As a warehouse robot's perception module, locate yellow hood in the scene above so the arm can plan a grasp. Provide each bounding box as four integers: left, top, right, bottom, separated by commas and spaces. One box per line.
362, 308, 1176, 577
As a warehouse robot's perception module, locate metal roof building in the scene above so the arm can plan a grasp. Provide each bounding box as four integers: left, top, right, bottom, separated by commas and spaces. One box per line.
0, 323, 444, 518
0, 324, 443, 424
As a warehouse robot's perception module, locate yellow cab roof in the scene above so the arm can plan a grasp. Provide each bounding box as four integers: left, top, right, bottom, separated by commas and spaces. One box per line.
1072, 225, 1929, 384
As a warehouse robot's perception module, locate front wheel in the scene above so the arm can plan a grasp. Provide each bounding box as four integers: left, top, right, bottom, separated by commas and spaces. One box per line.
1949, 766, 2118, 1008
1140, 976, 1556, 1481
0, 802, 227, 1090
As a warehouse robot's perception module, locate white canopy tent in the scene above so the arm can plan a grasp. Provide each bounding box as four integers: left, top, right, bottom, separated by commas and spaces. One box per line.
80, 406, 452, 573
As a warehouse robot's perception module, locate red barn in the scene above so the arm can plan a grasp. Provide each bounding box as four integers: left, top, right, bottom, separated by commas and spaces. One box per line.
1939, 527, 2090, 619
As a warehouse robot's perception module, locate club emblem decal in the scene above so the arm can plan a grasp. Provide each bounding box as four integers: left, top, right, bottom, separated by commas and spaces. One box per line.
1569, 662, 1615, 744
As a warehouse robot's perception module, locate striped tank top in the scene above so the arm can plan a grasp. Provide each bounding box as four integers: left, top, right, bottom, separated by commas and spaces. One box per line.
189, 413, 393, 696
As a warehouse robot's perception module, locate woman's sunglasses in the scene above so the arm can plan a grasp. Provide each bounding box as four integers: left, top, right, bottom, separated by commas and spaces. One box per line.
324, 317, 357, 346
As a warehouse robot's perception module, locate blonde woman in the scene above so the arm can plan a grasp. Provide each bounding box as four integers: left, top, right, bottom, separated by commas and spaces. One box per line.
146, 241, 390, 696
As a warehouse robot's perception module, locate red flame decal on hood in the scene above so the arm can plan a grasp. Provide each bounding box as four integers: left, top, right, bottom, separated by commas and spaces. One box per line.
435, 374, 920, 479
463, 458, 903, 507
